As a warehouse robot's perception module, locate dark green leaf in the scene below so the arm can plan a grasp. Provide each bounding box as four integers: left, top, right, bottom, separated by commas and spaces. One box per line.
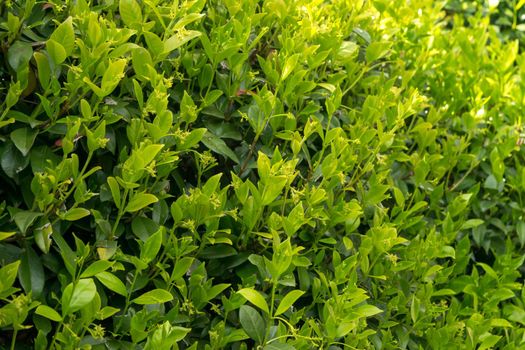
239, 305, 265, 344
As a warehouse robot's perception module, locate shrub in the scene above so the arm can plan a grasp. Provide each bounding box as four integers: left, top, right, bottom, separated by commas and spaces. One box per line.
1, 0, 525, 349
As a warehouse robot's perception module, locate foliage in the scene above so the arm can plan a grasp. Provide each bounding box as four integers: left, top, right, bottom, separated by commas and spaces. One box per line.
1, 0, 525, 349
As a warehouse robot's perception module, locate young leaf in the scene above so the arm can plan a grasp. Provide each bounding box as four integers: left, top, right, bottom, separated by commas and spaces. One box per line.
261, 176, 287, 206
274, 290, 305, 316
101, 59, 127, 96
49, 17, 75, 57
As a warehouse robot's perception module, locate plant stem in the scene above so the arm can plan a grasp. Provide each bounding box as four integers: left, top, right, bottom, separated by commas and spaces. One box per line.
10, 328, 17, 350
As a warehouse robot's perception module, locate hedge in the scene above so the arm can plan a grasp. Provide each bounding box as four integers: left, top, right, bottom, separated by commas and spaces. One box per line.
1, 0, 525, 349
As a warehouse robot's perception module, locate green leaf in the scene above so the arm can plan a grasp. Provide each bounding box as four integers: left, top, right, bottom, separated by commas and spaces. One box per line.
200, 245, 237, 259
46, 39, 67, 65
239, 305, 265, 344
107, 177, 121, 208
132, 47, 154, 80
140, 228, 163, 264
119, 0, 142, 27
281, 54, 300, 81
132, 289, 173, 305
171, 257, 194, 280
356, 304, 382, 317
10, 128, 38, 156
0, 260, 20, 293
98, 306, 120, 320
95, 271, 127, 296
0, 232, 16, 241
237, 288, 269, 314
261, 176, 287, 206
34, 52, 51, 90
274, 290, 304, 316
35, 305, 62, 322
201, 132, 240, 164
164, 30, 202, 54
264, 343, 295, 350
125, 193, 159, 212
203, 89, 223, 106
1, 142, 29, 178
177, 128, 207, 151
8, 41, 33, 71
49, 17, 75, 57
61, 208, 91, 221
62, 278, 97, 316
13, 210, 42, 235
19, 246, 45, 299
101, 59, 127, 96
80, 260, 114, 278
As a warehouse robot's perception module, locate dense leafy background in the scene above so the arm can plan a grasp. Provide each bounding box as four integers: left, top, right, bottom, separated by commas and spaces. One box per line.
1, 0, 525, 349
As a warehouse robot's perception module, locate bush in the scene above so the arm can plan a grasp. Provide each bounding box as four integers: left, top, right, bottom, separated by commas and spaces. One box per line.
1, 0, 525, 349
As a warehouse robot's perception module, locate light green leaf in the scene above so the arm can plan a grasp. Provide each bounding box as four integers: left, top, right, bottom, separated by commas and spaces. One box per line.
356, 304, 382, 317
125, 193, 158, 212
261, 176, 287, 206
164, 30, 202, 54
237, 288, 269, 314
177, 128, 207, 151
132, 47, 154, 80
107, 177, 121, 208
101, 59, 127, 96
0, 261, 20, 293
0, 232, 16, 241
49, 17, 75, 57
62, 278, 97, 316
80, 260, 114, 278
97, 306, 120, 320
119, 0, 142, 27
275, 290, 304, 316
140, 228, 163, 264
35, 305, 62, 322
281, 54, 299, 81
62, 208, 90, 221
132, 289, 173, 304
46, 39, 67, 65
